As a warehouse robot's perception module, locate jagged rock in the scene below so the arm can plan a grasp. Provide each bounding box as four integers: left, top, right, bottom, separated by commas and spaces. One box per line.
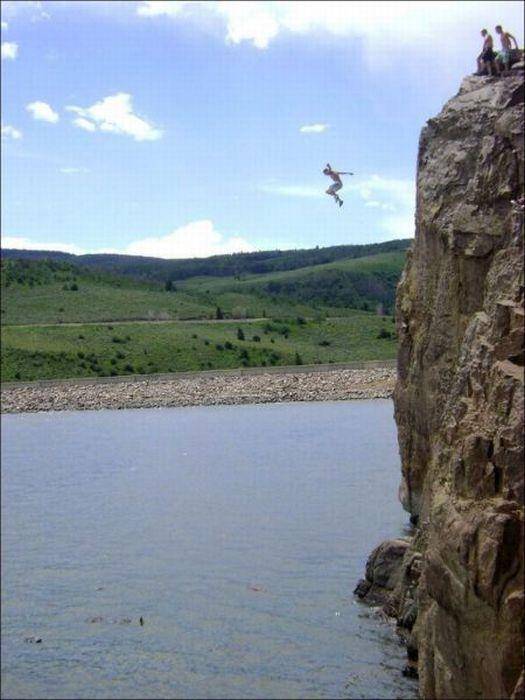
365, 539, 411, 589
355, 538, 411, 607
391, 73, 524, 699
353, 578, 371, 598
357, 72, 524, 699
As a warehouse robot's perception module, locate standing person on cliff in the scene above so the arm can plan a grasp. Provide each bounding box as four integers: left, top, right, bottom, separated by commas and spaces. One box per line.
495, 24, 519, 72
323, 164, 353, 207
476, 29, 497, 75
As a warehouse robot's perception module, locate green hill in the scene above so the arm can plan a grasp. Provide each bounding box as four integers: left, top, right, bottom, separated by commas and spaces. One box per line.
0, 241, 409, 381
1, 238, 410, 281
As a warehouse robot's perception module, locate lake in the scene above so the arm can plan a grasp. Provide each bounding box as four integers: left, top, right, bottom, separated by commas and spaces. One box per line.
1, 400, 416, 699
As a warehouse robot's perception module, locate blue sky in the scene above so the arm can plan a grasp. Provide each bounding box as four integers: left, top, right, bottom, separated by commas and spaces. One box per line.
2, 0, 523, 258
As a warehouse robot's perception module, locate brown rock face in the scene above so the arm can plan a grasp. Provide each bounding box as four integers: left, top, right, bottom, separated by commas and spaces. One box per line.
369, 74, 524, 699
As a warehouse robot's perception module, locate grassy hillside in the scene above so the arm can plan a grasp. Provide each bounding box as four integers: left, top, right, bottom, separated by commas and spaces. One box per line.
1, 245, 405, 381
1, 315, 397, 382
180, 251, 405, 314
1, 250, 406, 325
2, 238, 411, 281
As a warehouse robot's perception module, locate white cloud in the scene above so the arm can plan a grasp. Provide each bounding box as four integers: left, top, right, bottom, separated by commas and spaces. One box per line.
1, 123, 22, 139
60, 166, 90, 174
300, 123, 329, 134
66, 93, 163, 141
350, 174, 415, 209
1, 20, 8, 30
259, 172, 415, 237
135, 1, 524, 69
26, 101, 60, 123
1, 1, 51, 23
72, 116, 96, 132
125, 220, 255, 258
2, 236, 87, 256
2, 220, 256, 259
349, 174, 415, 236
1, 41, 18, 59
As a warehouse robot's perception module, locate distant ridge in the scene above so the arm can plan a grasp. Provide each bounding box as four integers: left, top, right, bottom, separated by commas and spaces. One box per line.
1, 238, 411, 283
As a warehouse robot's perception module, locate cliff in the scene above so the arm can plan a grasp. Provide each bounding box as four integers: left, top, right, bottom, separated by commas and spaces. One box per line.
356, 72, 524, 699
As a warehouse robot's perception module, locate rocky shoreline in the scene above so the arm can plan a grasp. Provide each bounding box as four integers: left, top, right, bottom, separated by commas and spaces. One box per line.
1, 366, 396, 414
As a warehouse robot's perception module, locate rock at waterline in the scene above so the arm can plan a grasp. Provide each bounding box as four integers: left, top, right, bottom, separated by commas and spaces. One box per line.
24, 636, 42, 644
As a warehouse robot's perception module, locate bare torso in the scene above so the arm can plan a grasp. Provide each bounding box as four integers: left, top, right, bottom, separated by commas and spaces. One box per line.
501, 32, 512, 50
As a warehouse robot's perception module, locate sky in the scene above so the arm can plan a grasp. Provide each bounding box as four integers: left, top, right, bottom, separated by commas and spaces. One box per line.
1, 0, 523, 258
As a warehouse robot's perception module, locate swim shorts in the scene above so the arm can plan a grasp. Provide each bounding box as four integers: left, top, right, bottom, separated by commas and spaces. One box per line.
498, 49, 511, 63
482, 48, 495, 62
327, 182, 342, 194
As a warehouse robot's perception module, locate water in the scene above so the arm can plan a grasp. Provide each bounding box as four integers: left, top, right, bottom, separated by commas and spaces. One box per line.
1, 400, 416, 699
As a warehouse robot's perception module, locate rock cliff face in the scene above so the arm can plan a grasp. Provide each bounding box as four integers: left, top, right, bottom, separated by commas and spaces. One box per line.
357, 73, 524, 699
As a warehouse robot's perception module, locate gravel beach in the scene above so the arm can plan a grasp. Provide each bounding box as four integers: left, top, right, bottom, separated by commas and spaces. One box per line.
1, 365, 396, 414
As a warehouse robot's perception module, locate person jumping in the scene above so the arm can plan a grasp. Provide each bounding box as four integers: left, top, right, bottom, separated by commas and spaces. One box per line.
323, 163, 353, 207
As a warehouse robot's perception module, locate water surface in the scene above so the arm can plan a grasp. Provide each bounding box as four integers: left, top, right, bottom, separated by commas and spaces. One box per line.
1, 400, 416, 699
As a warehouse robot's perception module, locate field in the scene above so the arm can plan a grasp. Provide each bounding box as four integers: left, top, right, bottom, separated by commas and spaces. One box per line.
1, 247, 404, 382
1, 315, 397, 382
1, 251, 405, 325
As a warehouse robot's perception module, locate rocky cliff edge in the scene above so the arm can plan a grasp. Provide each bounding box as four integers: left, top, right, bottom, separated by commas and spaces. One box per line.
356, 72, 524, 699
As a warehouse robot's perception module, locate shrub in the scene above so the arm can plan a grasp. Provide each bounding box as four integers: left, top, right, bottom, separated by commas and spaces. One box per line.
378, 328, 392, 339
112, 336, 123, 343
78, 334, 85, 340
107, 325, 114, 330
270, 338, 275, 343
296, 316, 306, 325
294, 352, 303, 365
14, 371, 21, 380
252, 335, 261, 342
77, 351, 85, 359
215, 306, 224, 320
204, 339, 210, 346
70, 283, 79, 291
216, 344, 224, 351
110, 358, 117, 365
192, 334, 198, 339
116, 351, 126, 359
224, 341, 233, 350
239, 348, 249, 360
110, 369, 118, 376
237, 328, 245, 341
319, 340, 331, 347
124, 363, 134, 373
